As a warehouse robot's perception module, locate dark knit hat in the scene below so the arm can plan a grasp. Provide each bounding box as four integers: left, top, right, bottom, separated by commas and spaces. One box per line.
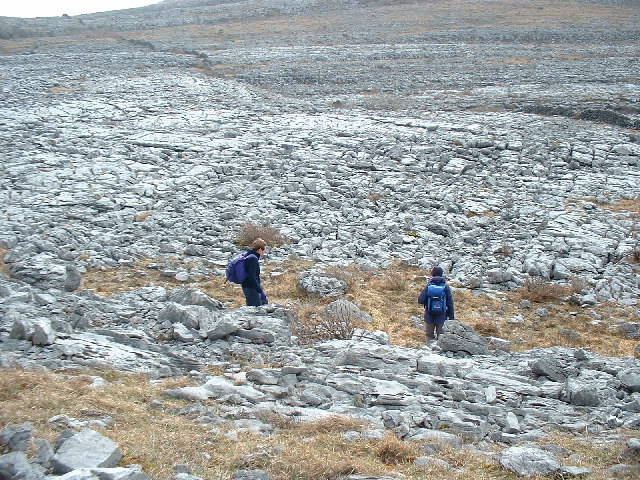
431, 266, 444, 277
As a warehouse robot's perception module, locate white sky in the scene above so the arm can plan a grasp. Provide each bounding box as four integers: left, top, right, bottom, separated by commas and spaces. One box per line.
0, 1, 163, 18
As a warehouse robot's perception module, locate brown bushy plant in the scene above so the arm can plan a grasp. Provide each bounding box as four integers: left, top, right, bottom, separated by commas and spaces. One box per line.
519, 276, 582, 302
291, 305, 359, 344
235, 222, 288, 247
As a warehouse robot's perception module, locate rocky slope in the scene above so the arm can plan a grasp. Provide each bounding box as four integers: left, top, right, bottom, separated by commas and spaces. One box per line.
0, 0, 639, 479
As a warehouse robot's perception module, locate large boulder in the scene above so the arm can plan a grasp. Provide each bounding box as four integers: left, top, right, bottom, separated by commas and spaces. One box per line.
562, 378, 602, 406
157, 303, 215, 330
499, 446, 561, 476
298, 270, 347, 298
618, 368, 640, 393
323, 299, 372, 324
0, 423, 33, 452
530, 357, 567, 382
0, 451, 45, 480
166, 287, 223, 310
438, 321, 489, 355
50, 429, 122, 474
618, 322, 640, 339
165, 375, 269, 404
32, 318, 56, 346
9, 317, 34, 341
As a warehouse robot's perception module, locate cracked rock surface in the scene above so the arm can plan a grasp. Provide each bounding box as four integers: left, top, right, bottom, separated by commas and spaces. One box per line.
1, 1, 639, 478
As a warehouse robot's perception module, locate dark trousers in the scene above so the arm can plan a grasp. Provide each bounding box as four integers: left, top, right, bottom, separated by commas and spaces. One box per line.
426, 322, 443, 342
243, 287, 264, 307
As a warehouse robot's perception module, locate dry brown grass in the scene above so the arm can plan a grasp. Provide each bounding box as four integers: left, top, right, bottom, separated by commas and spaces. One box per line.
0, 368, 472, 480
80, 259, 201, 297
518, 276, 586, 303
374, 433, 419, 465
284, 415, 365, 436
608, 199, 640, 215
579, 197, 640, 216
89, 0, 639, 66
540, 431, 638, 479
0, 368, 209, 478
0, 247, 9, 276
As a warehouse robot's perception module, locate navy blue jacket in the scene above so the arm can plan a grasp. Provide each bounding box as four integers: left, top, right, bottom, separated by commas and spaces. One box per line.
418, 276, 455, 325
241, 249, 264, 295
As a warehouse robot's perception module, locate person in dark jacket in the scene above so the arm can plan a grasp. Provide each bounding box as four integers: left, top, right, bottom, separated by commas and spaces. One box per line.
418, 266, 455, 344
241, 238, 268, 307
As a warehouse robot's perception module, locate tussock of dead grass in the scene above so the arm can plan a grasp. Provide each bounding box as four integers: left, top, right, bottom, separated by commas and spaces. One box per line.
597, 198, 640, 216
285, 415, 365, 436
0, 247, 9, 276
374, 433, 419, 465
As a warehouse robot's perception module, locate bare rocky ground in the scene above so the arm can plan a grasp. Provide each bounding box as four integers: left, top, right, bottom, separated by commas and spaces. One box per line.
1, 1, 640, 479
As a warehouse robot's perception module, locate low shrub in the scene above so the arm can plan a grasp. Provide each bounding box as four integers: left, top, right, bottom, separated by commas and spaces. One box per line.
290, 297, 376, 344
292, 310, 357, 344
235, 222, 288, 247
519, 276, 585, 302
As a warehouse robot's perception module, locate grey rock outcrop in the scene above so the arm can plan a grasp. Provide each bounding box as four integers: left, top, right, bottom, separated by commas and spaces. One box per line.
0, 451, 45, 480
51, 429, 122, 474
231, 470, 270, 480
298, 270, 347, 298
0, 422, 33, 452
323, 299, 372, 324
0, 425, 146, 480
499, 446, 561, 476
438, 321, 489, 356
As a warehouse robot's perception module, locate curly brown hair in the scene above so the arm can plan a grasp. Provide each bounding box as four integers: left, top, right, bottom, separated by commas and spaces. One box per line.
251, 238, 267, 251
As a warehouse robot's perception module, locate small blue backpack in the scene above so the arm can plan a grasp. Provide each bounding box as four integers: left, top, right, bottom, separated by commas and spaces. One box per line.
225, 251, 256, 284
425, 284, 446, 314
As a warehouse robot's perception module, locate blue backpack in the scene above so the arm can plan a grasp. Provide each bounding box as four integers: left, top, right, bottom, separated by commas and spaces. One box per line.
225, 251, 256, 284
425, 284, 446, 314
